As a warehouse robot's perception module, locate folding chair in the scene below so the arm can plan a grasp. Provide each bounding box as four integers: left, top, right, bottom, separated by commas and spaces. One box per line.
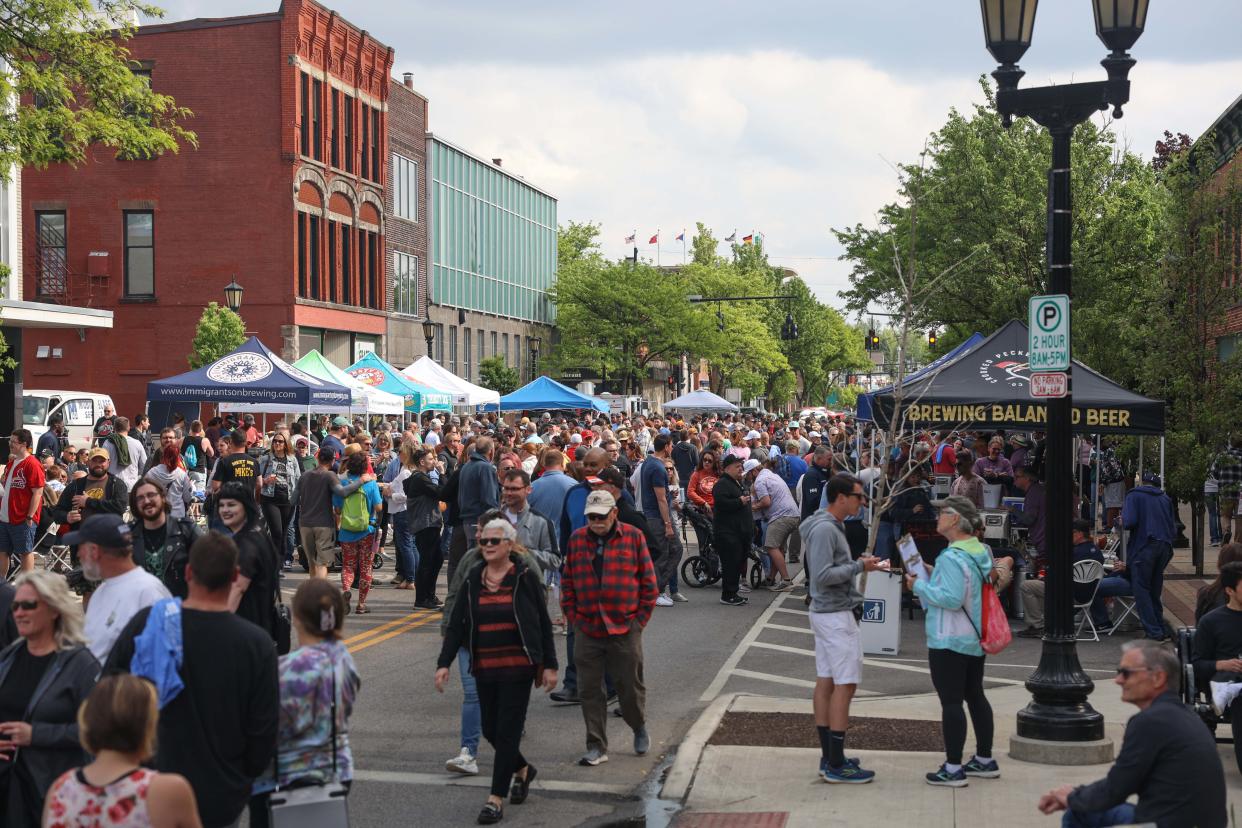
1073, 559, 1105, 642
1108, 595, 1141, 636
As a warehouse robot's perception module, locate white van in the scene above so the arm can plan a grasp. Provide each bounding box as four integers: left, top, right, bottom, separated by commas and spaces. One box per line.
23, 390, 115, 446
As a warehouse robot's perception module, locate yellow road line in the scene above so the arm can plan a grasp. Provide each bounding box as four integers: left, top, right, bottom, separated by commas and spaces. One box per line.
348, 613, 439, 654
343, 610, 430, 646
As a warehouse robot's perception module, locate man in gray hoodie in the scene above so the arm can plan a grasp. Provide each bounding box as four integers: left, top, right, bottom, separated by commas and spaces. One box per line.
800, 472, 887, 785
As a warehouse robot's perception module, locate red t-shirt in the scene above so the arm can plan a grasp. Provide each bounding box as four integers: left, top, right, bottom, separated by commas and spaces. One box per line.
931, 443, 958, 475
2, 454, 46, 524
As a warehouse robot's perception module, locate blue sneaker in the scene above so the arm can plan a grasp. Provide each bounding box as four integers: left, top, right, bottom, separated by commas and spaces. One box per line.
962, 757, 1000, 778
820, 760, 875, 784
926, 764, 968, 787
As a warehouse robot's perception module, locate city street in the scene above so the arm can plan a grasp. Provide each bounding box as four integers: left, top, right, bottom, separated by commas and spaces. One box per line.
308, 547, 1139, 828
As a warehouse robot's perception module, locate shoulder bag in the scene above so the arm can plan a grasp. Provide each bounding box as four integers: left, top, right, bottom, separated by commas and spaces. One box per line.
959, 554, 1012, 655
269, 662, 349, 827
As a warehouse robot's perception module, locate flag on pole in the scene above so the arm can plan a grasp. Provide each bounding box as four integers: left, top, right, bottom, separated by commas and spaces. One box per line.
624, 232, 636, 244
724, 231, 736, 242
649, 233, 659, 244
742, 234, 754, 245
675, 231, 685, 242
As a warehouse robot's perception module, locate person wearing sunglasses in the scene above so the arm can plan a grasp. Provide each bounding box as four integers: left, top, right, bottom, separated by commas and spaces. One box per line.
436, 518, 556, 824
0, 570, 98, 825
1039, 641, 1226, 828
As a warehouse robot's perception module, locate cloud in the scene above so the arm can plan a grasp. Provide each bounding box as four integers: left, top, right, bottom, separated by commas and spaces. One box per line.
408, 50, 1242, 312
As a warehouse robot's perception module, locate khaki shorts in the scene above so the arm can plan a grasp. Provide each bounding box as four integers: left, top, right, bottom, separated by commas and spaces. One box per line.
300, 526, 337, 567
764, 515, 801, 553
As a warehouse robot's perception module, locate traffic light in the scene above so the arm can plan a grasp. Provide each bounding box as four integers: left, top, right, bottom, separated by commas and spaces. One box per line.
780, 312, 798, 341
928, 330, 937, 348
867, 328, 879, 351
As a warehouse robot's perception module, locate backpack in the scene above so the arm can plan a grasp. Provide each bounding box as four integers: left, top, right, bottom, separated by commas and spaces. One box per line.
339, 487, 372, 533
772, 452, 790, 485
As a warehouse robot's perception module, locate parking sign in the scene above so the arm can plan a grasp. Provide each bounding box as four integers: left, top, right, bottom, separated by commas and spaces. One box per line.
1029, 294, 1070, 372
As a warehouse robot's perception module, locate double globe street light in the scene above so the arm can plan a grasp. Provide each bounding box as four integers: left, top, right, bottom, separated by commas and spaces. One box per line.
978, 0, 1148, 757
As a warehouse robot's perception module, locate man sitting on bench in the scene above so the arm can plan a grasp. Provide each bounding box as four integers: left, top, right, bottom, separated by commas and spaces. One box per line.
1192, 560, 1242, 774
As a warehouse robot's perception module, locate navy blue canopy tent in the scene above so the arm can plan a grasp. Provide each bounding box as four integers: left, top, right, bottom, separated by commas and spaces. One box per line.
482, 376, 610, 413
147, 337, 351, 408
855, 332, 985, 423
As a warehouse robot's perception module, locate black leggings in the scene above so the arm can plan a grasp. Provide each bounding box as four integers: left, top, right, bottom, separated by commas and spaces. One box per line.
262, 501, 293, 563
413, 525, 443, 603
928, 647, 993, 765
716, 535, 747, 598
478, 676, 534, 798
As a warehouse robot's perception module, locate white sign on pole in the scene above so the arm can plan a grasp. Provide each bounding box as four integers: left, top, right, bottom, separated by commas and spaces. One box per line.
1030, 372, 1068, 398
1029, 294, 1070, 371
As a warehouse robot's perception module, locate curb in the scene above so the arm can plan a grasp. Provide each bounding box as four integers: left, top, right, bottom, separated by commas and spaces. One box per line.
661, 691, 738, 803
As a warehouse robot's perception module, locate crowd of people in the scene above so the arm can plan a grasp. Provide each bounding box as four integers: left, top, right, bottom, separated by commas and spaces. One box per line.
0, 401, 1235, 826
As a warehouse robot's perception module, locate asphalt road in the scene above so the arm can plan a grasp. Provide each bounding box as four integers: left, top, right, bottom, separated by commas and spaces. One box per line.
280, 541, 775, 828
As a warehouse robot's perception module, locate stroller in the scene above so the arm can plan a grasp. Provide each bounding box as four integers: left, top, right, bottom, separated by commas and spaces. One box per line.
679, 503, 770, 589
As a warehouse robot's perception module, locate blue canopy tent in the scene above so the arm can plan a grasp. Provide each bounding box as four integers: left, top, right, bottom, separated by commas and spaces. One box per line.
483, 376, 610, 413
855, 332, 985, 423
147, 337, 351, 409
344, 352, 452, 417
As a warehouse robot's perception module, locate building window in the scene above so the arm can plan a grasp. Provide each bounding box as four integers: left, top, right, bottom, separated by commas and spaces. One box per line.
361, 106, 370, 180
330, 88, 339, 168
477, 330, 485, 368
34, 211, 67, 297
123, 210, 154, 296
341, 225, 352, 304
299, 326, 324, 357
1220, 334, 1242, 363
299, 73, 310, 156
502, 333, 509, 366
366, 231, 379, 310
311, 79, 322, 161
327, 220, 338, 303
343, 95, 354, 174
308, 215, 321, 300
463, 327, 472, 381
449, 325, 458, 375
393, 252, 417, 315
297, 213, 307, 297
369, 107, 380, 182
491, 331, 498, 360
392, 154, 417, 222
435, 324, 444, 363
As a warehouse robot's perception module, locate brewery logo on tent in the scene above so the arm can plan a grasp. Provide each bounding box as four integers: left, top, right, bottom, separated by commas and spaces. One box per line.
348, 367, 386, 387
978, 349, 1030, 388
207, 353, 273, 384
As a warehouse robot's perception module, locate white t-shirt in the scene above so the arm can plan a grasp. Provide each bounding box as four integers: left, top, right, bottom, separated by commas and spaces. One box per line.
425, 430, 441, 448
85, 567, 171, 662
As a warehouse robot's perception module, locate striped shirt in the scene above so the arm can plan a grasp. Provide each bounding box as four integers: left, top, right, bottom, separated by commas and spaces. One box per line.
472, 565, 535, 682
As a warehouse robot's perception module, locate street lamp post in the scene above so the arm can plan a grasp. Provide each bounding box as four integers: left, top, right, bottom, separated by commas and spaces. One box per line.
421, 318, 436, 363
223, 277, 244, 313
978, 0, 1148, 747
528, 335, 541, 382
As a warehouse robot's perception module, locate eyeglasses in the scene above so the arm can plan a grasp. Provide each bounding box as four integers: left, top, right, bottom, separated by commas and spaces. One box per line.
478, 537, 506, 547
1116, 667, 1150, 679
271, 439, 286, 444
11, 600, 38, 611
847, 491, 869, 502
586, 513, 611, 521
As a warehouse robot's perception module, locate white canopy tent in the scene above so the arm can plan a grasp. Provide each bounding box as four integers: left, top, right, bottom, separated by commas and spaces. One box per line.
402, 356, 501, 408
662, 389, 739, 414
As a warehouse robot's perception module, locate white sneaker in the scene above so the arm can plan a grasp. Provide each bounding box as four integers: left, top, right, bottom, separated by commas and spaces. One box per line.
738, 582, 752, 594
655, 592, 675, 607
671, 591, 689, 603
445, 747, 478, 775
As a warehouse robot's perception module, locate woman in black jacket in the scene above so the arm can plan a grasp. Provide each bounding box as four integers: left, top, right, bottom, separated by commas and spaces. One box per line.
0, 571, 98, 826
434, 519, 557, 825
712, 455, 754, 606
215, 482, 279, 643
405, 448, 446, 610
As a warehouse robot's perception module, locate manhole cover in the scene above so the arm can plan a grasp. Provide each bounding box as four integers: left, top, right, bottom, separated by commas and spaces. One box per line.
708, 712, 944, 752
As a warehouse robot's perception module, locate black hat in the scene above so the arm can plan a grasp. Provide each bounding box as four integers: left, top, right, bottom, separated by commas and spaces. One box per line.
721, 454, 743, 468
62, 514, 133, 548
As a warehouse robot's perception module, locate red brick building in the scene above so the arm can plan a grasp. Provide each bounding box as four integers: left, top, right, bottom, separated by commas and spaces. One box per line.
21, 0, 394, 417
1205, 95, 1242, 359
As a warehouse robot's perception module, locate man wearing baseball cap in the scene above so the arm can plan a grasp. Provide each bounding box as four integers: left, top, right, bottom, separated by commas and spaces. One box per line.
69, 513, 170, 662
712, 454, 753, 606
561, 489, 658, 767
48, 447, 128, 543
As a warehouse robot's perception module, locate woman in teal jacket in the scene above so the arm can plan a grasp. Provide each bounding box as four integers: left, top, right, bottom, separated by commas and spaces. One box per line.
906, 495, 998, 789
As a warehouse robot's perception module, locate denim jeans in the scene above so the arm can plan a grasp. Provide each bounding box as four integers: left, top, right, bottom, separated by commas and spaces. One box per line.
1208, 496, 1223, 545
458, 646, 481, 755
1128, 541, 1173, 638
1061, 803, 1135, 827
391, 512, 418, 583
1090, 575, 1134, 628
875, 521, 898, 565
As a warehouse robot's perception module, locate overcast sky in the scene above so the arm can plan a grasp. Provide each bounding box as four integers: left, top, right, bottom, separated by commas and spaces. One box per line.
152, 1, 1242, 312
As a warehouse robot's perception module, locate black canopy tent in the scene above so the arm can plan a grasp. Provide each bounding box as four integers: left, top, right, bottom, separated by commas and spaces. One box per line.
860, 320, 1164, 436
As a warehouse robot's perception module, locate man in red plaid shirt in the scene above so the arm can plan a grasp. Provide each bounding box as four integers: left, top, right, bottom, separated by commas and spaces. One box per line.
562, 489, 659, 766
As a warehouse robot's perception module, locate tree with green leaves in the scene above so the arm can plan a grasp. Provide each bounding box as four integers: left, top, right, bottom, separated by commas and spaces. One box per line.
188, 302, 244, 368
478, 355, 520, 396
1142, 133, 1242, 572
834, 80, 1164, 389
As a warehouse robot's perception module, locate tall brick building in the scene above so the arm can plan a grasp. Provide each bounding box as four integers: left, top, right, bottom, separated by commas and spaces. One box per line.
21, 0, 394, 416
384, 73, 429, 368
1204, 94, 1242, 360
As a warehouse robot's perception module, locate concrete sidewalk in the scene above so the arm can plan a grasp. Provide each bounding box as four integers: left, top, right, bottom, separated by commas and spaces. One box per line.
665, 687, 1242, 827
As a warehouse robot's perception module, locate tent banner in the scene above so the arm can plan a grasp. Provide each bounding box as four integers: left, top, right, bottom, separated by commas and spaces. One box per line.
897, 402, 1139, 431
